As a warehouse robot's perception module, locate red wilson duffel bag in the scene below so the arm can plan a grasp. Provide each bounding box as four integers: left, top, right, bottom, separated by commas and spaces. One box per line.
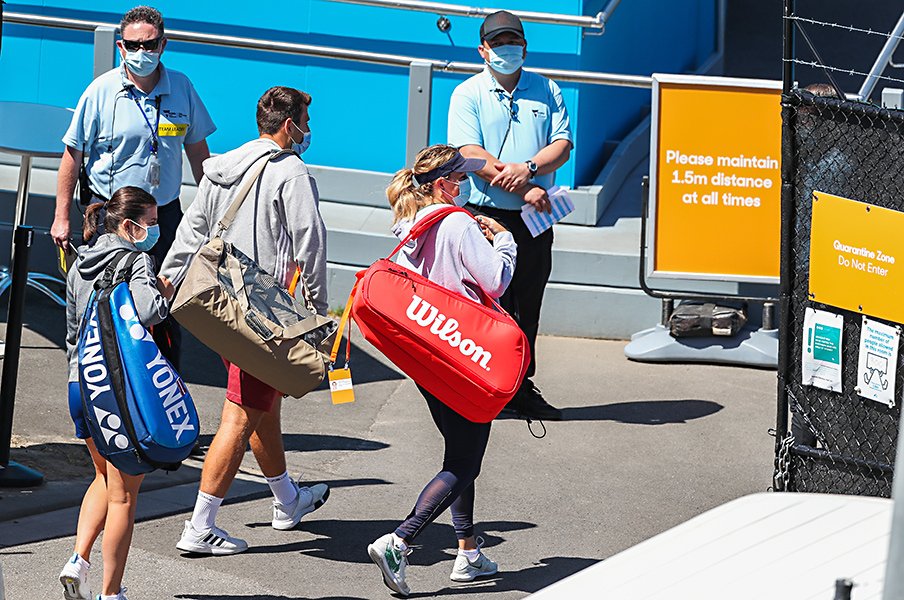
332, 206, 529, 423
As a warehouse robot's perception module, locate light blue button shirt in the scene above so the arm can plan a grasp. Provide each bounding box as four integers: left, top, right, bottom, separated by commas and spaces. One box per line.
63, 64, 216, 205
447, 68, 572, 210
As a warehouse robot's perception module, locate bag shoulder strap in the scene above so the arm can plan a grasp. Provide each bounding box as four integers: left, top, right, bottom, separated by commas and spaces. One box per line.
96, 250, 142, 291
216, 149, 293, 236
386, 205, 473, 260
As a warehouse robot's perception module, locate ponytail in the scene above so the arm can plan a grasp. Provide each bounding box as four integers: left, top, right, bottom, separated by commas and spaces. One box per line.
82, 186, 156, 243
387, 144, 460, 223
83, 202, 106, 243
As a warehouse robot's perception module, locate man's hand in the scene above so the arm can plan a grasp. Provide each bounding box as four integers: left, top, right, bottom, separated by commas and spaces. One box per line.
157, 275, 175, 300
51, 216, 71, 251
491, 161, 531, 193
523, 186, 551, 213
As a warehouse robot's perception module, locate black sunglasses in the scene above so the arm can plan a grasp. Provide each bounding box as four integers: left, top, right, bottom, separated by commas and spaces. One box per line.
122, 36, 163, 52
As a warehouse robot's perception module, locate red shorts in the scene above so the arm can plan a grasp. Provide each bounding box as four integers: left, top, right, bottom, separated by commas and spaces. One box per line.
222, 358, 282, 412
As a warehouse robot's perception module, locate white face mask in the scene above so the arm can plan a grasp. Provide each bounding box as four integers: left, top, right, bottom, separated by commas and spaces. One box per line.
485, 44, 525, 75
124, 49, 160, 77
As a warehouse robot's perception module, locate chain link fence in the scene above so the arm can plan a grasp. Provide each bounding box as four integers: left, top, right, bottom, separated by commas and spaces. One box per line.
775, 89, 902, 496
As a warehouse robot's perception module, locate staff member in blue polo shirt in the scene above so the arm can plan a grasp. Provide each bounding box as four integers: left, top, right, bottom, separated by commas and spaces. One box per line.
448, 10, 572, 421
52, 5, 215, 370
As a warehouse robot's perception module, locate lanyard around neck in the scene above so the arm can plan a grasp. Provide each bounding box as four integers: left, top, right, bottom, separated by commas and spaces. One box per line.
128, 88, 162, 155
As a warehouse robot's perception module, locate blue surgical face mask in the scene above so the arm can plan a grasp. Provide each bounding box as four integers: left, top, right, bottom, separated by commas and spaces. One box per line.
124, 49, 160, 77
485, 44, 525, 75
292, 123, 311, 155
441, 177, 472, 207
129, 221, 160, 252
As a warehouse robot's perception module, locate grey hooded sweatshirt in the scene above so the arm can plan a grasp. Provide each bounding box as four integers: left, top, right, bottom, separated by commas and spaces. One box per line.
66, 234, 169, 382
160, 138, 328, 315
392, 203, 517, 302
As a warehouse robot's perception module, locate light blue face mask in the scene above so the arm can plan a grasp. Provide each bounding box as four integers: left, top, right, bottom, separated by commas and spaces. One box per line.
485, 44, 525, 75
441, 177, 471, 207
129, 221, 160, 252
124, 50, 160, 78
292, 123, 312, 155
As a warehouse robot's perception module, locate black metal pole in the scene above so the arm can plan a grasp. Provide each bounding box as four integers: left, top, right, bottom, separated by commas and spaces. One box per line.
775, 0, 796, 460
783, 0, 794, 94
0, 226, 43, 487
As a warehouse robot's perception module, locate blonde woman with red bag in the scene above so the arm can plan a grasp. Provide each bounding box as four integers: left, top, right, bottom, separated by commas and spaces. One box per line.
367, 144, 516, 596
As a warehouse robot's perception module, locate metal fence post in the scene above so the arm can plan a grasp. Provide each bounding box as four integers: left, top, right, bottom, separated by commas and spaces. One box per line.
882, 407, 904, 599
775, 0, 796, 455
406, 61, 432, 166
93, 25, 116, 79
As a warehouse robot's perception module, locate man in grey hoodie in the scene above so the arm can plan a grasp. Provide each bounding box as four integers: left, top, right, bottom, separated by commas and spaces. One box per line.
160, 86, 329, 555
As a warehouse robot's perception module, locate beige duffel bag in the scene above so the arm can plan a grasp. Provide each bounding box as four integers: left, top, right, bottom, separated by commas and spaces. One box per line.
171, 151, 337, 398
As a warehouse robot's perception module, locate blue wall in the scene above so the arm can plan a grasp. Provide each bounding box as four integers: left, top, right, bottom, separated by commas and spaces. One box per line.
0, 1, 717, 187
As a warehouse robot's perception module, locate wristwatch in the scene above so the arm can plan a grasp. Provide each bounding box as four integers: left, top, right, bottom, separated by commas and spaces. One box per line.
525, 160, 538, 179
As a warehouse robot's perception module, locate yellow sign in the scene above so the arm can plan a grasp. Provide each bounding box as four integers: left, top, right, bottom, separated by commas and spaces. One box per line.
810, 191, 904, 323
651, 75, 782, 283
158, 123, 188, 137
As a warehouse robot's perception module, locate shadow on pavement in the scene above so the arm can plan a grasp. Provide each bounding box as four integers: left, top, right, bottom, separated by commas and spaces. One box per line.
408, 556, 601, 598
236, 519, 535, 566
194, 433, 390, 454
559, 399, 723, 424
177, 596, 369, 600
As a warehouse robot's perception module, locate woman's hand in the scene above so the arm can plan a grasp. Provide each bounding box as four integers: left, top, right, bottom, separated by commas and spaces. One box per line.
476, 215, 507, 242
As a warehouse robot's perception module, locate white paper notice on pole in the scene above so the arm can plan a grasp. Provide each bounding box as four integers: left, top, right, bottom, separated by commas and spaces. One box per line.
856, 316, 899, 408
802, 307, 843, 392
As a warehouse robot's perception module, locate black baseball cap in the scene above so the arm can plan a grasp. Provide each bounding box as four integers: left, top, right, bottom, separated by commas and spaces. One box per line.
480, 11, 524, 42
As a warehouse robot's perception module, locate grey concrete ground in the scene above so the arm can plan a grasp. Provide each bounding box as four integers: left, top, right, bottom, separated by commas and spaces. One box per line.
0, 291, 779, 599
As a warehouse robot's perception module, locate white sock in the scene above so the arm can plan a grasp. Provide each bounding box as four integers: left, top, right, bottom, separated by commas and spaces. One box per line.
190, 491, 223, 532
100, 592, 122, 600
391, 533, 408, 552
70, 552, 90, 569
461, 548, 480, 560
266, 471, 298, 506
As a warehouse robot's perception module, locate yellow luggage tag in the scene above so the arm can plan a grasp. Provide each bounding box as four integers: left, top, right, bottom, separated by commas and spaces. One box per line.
57, 245, 77, 277
328, 288, 357, 405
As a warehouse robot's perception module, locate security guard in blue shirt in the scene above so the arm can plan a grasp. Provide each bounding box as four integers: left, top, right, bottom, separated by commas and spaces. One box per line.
52, 5, 216, 369
448, 10, 573, 421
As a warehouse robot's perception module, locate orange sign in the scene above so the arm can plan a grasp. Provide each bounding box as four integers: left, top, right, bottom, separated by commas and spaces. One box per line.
650, 75, 782, 283
810, 191, 904, 323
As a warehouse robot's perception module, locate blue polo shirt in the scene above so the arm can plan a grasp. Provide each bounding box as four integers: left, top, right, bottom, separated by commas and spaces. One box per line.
63, 64, 216, 205
447, 68, 572, 210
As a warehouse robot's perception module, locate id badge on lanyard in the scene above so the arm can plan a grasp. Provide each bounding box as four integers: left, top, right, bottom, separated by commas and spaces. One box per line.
149, 153, 160, 186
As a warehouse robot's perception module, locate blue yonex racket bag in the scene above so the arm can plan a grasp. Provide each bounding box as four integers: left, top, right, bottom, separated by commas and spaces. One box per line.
78, 252, 199, 475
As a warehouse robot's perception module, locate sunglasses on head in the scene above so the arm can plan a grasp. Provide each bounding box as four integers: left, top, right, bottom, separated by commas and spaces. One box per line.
122, 36, 163, 52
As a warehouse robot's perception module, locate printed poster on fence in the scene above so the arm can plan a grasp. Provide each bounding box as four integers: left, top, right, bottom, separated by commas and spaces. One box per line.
856, 316, 899, 408
802, 307, 843, 392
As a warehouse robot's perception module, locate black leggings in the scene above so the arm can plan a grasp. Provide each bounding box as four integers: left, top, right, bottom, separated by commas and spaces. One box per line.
394, 386, 492, 542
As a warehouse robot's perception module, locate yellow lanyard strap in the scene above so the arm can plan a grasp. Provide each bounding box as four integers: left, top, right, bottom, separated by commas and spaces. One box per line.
329, 282, 358, 366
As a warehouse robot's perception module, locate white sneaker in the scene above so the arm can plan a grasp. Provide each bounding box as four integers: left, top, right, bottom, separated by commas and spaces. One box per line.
450, 537, 498, 582
367, 533, 411, 597
99, 587, 129, 600
272, 482, 330, 530
176, 520, 248, 555
59, 552, 91, 600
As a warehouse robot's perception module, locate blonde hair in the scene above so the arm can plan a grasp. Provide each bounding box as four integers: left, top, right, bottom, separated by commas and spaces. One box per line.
387, 144, 461, 223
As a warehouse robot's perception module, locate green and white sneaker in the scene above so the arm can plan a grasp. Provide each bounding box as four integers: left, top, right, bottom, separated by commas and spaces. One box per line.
367, 533, 411, 596
450, 537, 498, 582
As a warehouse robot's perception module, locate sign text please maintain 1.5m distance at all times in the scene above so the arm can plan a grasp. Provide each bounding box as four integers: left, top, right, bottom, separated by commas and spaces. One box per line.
665, 149, 778, 208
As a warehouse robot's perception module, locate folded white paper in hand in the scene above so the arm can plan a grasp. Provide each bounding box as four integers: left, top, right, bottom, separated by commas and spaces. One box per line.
520, 186, 574, 238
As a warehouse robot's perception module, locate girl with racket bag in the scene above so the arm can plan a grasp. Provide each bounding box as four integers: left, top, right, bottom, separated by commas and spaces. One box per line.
367, 145, 517, 596
60, 186, 171, 600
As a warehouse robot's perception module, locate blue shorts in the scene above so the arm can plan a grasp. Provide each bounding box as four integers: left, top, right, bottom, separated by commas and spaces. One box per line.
68, 381, 90, 439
